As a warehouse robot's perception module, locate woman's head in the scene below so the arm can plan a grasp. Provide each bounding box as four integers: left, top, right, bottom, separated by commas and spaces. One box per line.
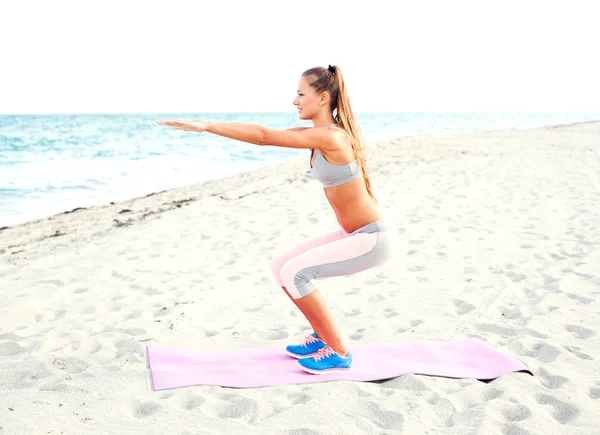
296, 65, 377, 203
294, 65, 339, 121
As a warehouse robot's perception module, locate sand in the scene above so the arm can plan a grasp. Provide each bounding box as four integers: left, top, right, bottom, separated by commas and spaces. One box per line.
1, 121, 599, 434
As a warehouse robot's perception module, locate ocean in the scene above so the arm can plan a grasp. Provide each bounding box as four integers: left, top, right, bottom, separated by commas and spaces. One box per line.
1, 112, 599, 227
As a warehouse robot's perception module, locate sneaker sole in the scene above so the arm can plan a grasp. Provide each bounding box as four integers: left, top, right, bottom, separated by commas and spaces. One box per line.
286, 350, 319, 359
296, 362, 353, 375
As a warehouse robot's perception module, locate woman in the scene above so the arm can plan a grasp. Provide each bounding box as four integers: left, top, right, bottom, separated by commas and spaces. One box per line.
157, 65, 398, 374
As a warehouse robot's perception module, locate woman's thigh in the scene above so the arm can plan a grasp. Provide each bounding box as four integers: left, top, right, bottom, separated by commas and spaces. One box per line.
280, 231, 396, 299
270, 229, 346, 285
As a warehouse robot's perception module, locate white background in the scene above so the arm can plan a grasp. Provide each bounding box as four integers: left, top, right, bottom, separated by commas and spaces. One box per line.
1, 0, 598, 113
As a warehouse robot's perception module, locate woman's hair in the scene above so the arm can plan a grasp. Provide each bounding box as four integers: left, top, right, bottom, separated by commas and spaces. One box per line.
302, 65, 377, 203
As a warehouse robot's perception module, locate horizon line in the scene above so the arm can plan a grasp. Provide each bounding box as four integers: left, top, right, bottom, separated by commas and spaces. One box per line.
2, 110, 599, 117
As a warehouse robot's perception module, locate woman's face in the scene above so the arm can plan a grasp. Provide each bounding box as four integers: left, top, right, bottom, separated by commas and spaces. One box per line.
293, 76, 322, 120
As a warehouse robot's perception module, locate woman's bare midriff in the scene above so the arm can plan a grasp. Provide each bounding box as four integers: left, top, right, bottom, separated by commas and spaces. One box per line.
323, 178, 383, 234
314, 144, 383, 233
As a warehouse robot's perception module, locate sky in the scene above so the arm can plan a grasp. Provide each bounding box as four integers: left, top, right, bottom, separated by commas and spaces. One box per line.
0, 0, 598, 114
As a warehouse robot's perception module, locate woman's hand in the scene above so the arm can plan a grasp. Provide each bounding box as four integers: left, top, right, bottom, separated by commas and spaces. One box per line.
156, 120, 208, 133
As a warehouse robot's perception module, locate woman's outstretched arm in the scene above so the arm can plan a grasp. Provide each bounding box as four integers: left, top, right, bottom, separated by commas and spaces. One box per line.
156, 120, 337, 151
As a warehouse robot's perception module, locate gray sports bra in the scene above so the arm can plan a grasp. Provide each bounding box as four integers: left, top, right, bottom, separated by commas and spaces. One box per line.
309, 124, 362, 188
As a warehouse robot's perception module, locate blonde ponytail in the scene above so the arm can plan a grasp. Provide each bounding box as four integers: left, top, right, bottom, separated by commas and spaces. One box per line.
302, 65, 377, 203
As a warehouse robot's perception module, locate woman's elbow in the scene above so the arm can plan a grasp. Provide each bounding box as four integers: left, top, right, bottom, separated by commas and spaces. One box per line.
255, 126, 270, 146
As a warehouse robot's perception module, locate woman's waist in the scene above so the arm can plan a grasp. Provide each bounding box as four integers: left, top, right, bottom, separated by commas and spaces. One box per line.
342, 218, 397, 236
332, 204, 392, 235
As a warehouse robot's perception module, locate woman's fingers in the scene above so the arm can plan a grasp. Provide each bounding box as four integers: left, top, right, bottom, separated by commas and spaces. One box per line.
157, 120, 195, 132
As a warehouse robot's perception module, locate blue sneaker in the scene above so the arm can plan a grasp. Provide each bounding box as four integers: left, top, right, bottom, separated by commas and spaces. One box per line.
286, 333, 326, 359
297, 345, 352, 374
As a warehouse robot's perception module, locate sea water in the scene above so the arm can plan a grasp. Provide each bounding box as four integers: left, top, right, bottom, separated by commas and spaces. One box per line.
1, 112, 599, 226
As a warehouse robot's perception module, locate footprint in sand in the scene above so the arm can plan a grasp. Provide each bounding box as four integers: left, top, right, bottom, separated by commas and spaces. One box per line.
500, 403, 532, 422
51, 356, 89, 374
566, 294, 595, 304
181, 396, 205, 410
564, 345, 593, 360
343, 401, 404, 431
565, 325, 595, 340
133, 401, 162, 418
501, 307, 522, 320
245, 305, 263, 313
411, 319, 424, 327
143, 287, 162, 296
0, 341, 26, 356
116, 339, 144, 358
349, 328, 366, 340
504, 271, 527, 283
345, 308, 361, 317
500, 423, 531, 435
367, 293, 386, 303
287, 393, 311, 405
382, 308, 399, 318
112, 271, 134, 282
535, 394, 581, 424
209, 394, 258, 420
537, 368, 568, 390
154, 307, 172, 318
126, 310, 143, 320
453, 299, 475, 315
427, 395, 457, 421
50, 383, 88, 394
484, 388, 504, 401
525, 343, 561, 363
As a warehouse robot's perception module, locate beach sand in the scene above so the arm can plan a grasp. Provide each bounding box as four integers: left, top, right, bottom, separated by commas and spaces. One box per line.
1, 121, 599, 434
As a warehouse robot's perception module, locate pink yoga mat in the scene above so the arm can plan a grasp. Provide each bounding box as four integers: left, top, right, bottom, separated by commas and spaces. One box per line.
146, 338, 532, 390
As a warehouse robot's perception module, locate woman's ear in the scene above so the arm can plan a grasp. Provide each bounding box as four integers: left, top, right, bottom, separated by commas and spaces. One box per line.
320, 91, 330, 106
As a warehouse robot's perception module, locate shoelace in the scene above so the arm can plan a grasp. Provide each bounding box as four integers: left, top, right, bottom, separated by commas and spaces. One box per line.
314, 346, 335, 361
300, 334, 319, 347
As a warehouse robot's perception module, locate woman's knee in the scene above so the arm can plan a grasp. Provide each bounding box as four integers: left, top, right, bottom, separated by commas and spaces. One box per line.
280, 260, 318, 300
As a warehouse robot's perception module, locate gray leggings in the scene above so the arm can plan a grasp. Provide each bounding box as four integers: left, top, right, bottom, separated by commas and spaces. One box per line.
270, 220, 399, 298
